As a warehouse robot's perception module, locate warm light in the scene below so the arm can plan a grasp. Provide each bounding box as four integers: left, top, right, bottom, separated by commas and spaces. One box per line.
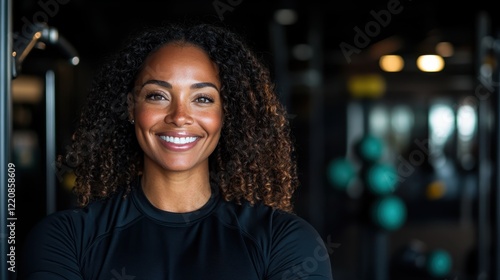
417, 55, 445, 72
435, 42, 454, 57
12, 75, 44, 103
379, 55, 404, 72
347, 74, 386, 98
426, 180, 446, 200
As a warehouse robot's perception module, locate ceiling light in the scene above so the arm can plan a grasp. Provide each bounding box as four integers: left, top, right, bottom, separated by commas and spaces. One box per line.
379, 55, 404, 72
416, 55, 444, 72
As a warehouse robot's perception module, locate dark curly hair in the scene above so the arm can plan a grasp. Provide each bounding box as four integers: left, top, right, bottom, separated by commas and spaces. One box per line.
62, 21, 298, 212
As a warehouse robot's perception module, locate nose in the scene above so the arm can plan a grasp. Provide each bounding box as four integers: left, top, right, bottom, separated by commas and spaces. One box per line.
164, 99, 193, 127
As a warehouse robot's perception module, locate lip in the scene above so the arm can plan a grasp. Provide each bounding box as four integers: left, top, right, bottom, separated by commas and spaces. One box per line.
157, 134, 200, 151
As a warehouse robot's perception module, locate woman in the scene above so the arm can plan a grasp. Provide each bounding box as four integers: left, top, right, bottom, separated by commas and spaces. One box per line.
19, 21, 333, 279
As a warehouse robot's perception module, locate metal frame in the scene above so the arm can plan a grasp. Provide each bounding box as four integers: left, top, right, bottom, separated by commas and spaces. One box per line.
1, 0, 13, 279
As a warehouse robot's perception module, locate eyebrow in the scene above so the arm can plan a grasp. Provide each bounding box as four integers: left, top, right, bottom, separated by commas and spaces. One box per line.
141, 80, 219, 91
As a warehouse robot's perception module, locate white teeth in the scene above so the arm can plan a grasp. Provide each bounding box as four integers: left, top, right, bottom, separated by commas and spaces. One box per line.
160, 136, 197, 144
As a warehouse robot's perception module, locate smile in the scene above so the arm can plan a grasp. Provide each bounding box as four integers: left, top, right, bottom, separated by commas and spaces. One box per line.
159, 136, 198, 144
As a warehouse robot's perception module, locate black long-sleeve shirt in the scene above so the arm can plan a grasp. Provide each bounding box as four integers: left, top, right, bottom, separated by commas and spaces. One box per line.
19, 179, 333, 279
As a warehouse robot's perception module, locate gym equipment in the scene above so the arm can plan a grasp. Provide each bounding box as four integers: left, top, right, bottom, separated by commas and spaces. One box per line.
370, 195, 407, 231
364, 162, 398, 196
427, 249, 453, 278
355, 134, 384, 163
391, 239, 453, 278
327, 157, 356, 191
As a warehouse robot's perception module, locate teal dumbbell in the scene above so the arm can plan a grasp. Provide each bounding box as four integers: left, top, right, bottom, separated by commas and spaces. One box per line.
355, 134, 384, 163
391, 241, 453, 278
371, 195, 406, 231
426, 249, 452, 278
364, 163, 398, 195
327, 158, 356, 191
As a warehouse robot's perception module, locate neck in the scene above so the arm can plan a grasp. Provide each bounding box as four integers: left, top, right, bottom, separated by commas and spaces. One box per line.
140, 166, 212, 213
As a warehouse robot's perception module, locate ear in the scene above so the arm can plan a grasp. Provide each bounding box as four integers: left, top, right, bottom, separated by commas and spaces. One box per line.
127, 92, 135, 122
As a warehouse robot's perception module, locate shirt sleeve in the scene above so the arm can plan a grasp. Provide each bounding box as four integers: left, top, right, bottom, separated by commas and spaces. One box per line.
17, 211, 84, 280
266, 213, 333, 280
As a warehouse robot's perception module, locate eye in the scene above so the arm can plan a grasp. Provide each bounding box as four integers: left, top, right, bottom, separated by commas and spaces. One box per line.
145, 92, 167, 101
195, 95, 214, 103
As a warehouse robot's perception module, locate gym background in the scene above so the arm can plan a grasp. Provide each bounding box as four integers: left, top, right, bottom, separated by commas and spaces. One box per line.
2, 0, 499, 279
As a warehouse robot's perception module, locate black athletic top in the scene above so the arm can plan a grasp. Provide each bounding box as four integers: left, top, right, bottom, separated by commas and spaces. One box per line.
19, 178, 333, 279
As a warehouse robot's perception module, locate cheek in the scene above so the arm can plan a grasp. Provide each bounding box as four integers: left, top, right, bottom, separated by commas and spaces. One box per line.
200, 111, 223, 135
135, 107, 163, 127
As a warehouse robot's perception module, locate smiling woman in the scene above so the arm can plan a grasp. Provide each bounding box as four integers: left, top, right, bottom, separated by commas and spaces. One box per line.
130, 43, 223, 211
17, 21, 333, 279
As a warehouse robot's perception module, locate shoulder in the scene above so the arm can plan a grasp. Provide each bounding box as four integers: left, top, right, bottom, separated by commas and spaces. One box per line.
272, 208, 319, 236
25, 189, 139, 246
25, 207, 82, 241
268, 208, 328, 258
265, 208, 333, 279
19, 190, 141, 278
218, 199, 316, 234
215, 199, 326, 250
215, 200, 333, 279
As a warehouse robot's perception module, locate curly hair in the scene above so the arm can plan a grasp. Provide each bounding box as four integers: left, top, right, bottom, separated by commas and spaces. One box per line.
62, 21, 298, 212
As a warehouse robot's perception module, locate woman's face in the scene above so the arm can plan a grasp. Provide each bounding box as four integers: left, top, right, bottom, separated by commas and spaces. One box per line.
129, 43, 223, 174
